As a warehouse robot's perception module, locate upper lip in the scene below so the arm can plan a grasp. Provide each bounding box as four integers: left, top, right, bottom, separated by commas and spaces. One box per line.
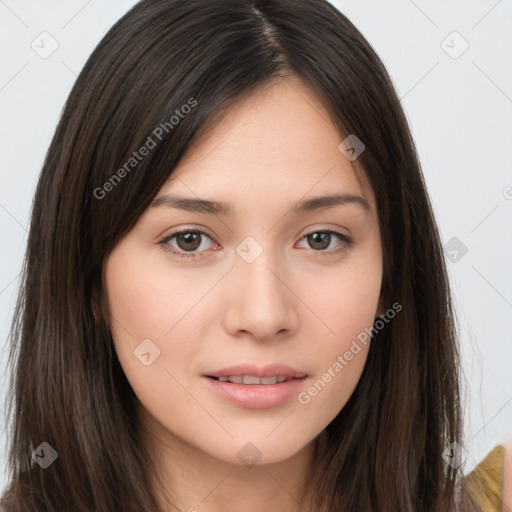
205, 364, 307, 379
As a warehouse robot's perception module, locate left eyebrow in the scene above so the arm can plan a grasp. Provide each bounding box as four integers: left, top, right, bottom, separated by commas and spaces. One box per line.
291, 193, 370, 214
150, 192, 370, 217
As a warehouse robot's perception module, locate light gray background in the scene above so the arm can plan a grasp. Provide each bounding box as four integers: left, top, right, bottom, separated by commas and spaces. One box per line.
1, 0, 511, 495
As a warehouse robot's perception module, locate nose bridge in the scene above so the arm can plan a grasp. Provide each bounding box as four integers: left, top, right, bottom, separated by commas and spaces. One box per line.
228, 234, 293, 336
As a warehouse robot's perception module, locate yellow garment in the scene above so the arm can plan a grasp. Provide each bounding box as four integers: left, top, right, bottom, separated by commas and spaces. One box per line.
465, 444, 505, 511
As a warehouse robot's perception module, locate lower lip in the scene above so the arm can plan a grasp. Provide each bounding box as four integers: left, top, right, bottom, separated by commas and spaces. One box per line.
202, 376, 306, 409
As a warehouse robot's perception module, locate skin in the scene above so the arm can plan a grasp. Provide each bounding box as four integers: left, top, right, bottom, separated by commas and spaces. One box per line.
504, 439, 512, 511
104, 75, 384, 512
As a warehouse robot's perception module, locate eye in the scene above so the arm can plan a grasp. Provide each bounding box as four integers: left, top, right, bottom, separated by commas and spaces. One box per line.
296, 230, 353, 255
158, 229, 218, 260
158, 228, 353, 261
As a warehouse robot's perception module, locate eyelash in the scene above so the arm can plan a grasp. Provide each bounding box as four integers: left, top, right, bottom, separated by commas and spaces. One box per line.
158, 228, 353, 261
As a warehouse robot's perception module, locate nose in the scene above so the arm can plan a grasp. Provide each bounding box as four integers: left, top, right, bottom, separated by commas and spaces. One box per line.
223, 246, 298, 342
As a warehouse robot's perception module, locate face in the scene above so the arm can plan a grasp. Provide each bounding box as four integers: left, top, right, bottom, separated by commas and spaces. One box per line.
104, 75, 383, 467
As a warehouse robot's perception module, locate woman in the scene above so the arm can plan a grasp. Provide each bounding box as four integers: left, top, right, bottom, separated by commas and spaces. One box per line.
1, 0, 510, 510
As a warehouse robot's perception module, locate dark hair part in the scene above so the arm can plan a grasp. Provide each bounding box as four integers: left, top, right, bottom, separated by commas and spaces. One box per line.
2, 0, 479, 510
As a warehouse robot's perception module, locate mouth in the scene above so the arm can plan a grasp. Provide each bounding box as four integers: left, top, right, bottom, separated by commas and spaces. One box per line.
202, 364, 308, 408
206, 375, 304, 385
204, 363, 307, 384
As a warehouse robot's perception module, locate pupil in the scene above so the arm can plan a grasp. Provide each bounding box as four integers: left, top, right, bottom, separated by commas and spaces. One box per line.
309, 232, 329, 250
178, 232, 200, 251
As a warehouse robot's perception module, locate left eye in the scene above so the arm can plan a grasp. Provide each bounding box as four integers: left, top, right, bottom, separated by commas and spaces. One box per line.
296, 231, 353, 253
159, 229, 353, 260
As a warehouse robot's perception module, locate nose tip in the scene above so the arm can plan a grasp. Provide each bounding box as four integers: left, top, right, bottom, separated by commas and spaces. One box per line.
224, 243, 297, 340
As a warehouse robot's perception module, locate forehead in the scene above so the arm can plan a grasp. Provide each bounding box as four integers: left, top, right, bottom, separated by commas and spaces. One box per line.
160, 76, 375, 213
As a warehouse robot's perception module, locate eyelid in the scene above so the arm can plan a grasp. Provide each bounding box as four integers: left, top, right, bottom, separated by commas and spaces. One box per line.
158, 225, 353, 260
158, 227, 218, 249
158, 224, 216, 241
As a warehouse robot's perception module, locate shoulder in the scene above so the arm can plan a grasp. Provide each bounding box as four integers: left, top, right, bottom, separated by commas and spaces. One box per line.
465, 443, 507, 511
504, 437, 512, 510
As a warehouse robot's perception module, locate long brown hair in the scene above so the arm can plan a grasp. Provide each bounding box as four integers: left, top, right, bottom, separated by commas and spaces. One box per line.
1, 0, 480, 510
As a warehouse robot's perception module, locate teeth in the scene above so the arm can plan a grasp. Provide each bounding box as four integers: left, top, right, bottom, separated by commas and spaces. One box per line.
215, 375, 290, 385
243, 375, 262, 385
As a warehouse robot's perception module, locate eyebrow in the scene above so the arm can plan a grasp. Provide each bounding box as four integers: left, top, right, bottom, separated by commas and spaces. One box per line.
150, 193, 370, 216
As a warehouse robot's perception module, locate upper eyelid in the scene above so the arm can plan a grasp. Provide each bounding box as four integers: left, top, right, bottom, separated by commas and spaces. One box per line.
161, 227, 216, 244
161, 227, 351, 250
161, 225, 350, 240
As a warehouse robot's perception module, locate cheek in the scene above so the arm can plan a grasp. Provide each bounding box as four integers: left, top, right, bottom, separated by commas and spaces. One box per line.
299, 242, 382, 346
297, 344, 369, 434
103, 245, 206, 390
104, 244, 208, 343
296, 298, 373, 430
294, 245, 381, 419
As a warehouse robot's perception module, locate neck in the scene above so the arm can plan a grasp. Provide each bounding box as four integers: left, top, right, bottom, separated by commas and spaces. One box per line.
138, 406, 321, 512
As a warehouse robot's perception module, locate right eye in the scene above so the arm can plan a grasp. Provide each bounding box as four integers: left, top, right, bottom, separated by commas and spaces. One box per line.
159, 229, 219, 260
